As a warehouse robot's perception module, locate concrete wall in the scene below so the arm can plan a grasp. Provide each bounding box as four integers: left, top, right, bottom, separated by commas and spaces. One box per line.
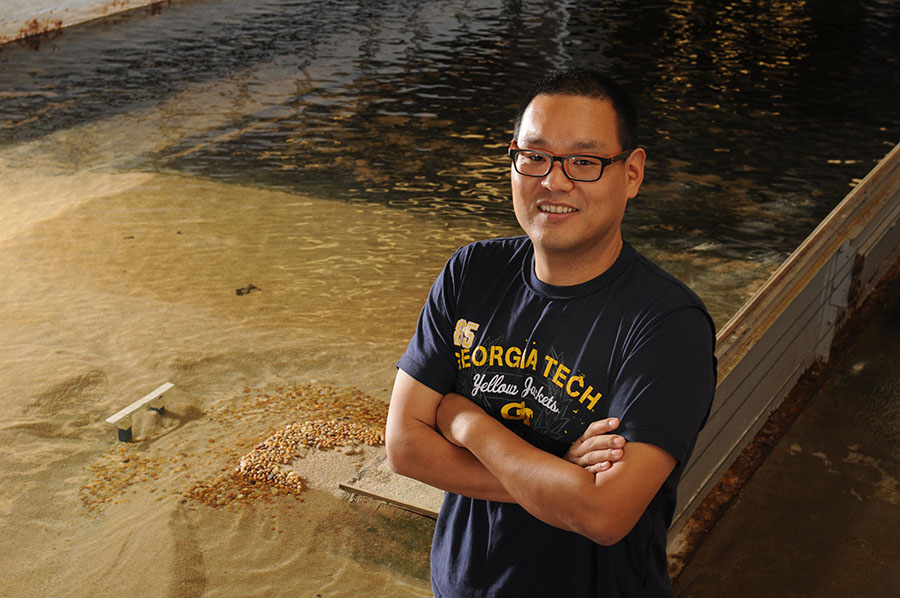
0, 0, 164, 44
669, 141, 900, 548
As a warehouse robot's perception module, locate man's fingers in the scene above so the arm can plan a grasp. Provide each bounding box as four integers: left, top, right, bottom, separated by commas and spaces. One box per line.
585, 448, 624, 463
602, 435, 626, 449
581, 417, 620, 439
585, 461, 611, 474
569, 434, 625, 458
564, 418, 627, 467
568, 447, 624, 469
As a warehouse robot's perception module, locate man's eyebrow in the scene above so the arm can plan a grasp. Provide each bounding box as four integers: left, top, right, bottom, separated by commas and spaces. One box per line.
518, 136, 612, 153
571, 140, 611, 152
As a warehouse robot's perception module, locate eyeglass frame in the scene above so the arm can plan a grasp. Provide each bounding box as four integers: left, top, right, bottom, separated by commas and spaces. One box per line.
507, 143, 633, 182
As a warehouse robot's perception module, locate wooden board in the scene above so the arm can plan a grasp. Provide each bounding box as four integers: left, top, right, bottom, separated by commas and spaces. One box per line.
340, 452, 443, 519
105, 382, 173, 425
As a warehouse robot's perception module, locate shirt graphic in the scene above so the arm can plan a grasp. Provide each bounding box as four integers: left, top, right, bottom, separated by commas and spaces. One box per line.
452, 318, 607, 455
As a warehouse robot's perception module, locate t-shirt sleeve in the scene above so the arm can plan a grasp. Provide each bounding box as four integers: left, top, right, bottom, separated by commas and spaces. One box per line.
396, 248, 465, 396
610, 306, 717, 465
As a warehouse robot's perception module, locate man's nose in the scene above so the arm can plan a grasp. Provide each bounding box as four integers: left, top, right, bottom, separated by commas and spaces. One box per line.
542, 158, 575, 190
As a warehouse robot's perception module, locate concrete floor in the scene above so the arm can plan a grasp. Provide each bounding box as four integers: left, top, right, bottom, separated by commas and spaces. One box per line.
673, 266, 900, 597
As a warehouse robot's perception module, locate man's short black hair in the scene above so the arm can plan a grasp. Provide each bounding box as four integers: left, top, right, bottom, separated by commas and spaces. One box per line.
513, 67, 639, 151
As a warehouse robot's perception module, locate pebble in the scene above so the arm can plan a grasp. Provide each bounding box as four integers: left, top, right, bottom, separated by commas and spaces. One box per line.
80, 383, 388, 512
185, 418, 384, 508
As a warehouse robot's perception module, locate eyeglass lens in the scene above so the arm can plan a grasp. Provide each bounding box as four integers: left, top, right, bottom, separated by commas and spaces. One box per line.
513, 150, 605, 181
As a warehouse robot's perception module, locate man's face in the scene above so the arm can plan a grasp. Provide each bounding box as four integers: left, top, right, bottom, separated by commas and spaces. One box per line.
511, 93, 644, 265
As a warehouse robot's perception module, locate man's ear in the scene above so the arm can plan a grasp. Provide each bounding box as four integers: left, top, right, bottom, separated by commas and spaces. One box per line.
625, 148, 646, 199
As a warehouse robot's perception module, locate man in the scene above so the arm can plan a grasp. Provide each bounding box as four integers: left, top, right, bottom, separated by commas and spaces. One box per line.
386, 67, 716, 597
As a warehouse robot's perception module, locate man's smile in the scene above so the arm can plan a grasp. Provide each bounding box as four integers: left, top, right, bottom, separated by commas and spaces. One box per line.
538, 203, 578, 214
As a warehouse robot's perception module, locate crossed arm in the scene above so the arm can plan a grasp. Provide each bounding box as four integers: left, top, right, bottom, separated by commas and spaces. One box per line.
385, 369, 676, 546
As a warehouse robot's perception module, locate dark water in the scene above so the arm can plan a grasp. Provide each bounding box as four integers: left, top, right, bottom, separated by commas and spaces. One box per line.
1, 0, 898, 284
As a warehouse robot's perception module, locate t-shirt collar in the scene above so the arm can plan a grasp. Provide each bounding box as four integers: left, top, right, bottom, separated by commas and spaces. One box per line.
523, 241, 634, 299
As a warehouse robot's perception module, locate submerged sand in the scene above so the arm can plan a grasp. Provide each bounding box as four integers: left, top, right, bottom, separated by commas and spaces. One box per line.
0, 165, 492, 597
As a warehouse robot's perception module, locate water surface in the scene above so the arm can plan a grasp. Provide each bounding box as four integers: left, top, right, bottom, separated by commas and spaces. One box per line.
3, 1, 897, 304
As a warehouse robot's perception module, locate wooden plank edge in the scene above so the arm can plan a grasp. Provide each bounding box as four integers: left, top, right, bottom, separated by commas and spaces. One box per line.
105, 382, 174, 425
339, 482, 439, 519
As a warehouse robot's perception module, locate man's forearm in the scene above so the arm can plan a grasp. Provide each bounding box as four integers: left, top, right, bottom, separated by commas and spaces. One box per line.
384, 370, 515, 502
386, 415, 515, 502
437, 392, 676, 545
386, 371, 635, 516
438, 395, 601, 534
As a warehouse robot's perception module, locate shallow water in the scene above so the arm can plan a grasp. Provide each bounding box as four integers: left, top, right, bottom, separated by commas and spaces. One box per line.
3, 0, 898, 279
1, 0, 899, 596
0, 166, 448, 596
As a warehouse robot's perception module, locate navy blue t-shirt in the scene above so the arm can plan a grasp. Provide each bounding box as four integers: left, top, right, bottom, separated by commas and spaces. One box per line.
398, 236, 716, 597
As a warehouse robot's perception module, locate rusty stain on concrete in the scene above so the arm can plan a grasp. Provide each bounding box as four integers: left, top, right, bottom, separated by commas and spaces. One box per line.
14, 17, 64, 44
0, 1, 169, 47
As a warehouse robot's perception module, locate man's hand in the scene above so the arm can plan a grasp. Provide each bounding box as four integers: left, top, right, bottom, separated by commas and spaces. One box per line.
564, 418, 626, 474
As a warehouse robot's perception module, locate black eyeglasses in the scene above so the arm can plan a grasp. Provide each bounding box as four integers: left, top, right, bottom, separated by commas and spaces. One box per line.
508, 145, 632, 182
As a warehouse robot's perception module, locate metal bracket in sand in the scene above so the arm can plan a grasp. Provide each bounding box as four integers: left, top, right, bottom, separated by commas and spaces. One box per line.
339, 453, 443, 519
105, 382, 174, 442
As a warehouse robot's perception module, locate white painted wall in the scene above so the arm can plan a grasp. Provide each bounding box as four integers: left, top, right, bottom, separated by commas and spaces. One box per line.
0, 0, 163, 44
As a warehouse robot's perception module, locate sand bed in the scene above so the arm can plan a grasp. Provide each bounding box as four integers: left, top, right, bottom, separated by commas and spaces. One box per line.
6, 382, 435, 598
0, 169, 456, 597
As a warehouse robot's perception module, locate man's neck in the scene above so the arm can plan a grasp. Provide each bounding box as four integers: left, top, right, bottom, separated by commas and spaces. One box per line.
533, 236, 624, 287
